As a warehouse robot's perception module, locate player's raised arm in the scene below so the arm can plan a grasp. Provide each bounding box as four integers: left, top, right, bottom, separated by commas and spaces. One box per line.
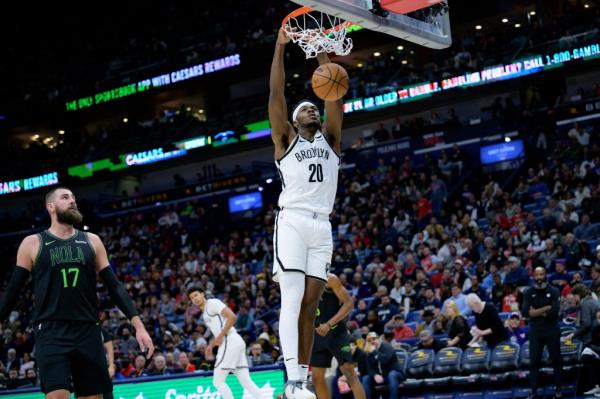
316, 52, 343, 154
0, 235, 37, 322
90, 233, 155, 358
269, 28, 294, 155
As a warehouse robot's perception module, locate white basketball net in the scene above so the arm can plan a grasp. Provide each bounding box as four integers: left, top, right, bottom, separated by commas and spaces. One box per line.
283, 10, 353, 59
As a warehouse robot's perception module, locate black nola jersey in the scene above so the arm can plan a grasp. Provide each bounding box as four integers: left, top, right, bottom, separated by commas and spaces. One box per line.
32, 230, 98, 323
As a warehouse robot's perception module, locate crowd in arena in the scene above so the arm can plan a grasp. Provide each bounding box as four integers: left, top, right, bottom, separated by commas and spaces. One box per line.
1, 82, 599, 396
3, 3, 599, 182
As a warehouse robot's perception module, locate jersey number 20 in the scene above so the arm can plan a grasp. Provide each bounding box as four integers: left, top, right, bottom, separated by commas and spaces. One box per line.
308, 164, 323, 183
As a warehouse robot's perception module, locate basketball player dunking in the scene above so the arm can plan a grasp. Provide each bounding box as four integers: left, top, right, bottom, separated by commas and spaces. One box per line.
0, 187, 154, 399
269, 28, 343, 399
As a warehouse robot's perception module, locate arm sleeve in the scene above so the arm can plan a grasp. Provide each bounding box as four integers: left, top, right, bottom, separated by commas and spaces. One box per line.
99, 267, 139, 320
0, 266, 31, 322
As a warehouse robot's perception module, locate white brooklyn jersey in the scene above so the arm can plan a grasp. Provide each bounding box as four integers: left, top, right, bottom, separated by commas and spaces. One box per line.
276, 131, 340, 215
202, 299, 236, 337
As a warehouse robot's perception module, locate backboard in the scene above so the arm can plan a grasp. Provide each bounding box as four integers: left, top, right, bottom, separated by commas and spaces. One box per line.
290, 0, 452, 49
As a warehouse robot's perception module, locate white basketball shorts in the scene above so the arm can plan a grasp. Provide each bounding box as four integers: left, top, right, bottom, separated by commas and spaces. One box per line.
272, 207, 333, 283
214, 332, 249, 371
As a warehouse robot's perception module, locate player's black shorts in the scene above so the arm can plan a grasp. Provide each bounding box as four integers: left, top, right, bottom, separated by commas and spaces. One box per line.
311, 326, 353, 368
34, 321, 112, 396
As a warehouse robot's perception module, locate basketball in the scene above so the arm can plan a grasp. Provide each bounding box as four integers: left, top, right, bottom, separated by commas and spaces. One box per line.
311, 62, 349, 101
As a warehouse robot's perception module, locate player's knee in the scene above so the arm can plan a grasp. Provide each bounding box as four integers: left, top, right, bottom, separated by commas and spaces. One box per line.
340, 364, 357, 382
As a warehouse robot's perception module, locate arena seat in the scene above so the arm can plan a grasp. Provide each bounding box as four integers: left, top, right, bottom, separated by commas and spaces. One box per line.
452, 346, 491, 386
395, 350, 409, 374
403, 349, 435, 389
540, 339, 582, 379
423, 347, 463, 388
481, 342, 520, 383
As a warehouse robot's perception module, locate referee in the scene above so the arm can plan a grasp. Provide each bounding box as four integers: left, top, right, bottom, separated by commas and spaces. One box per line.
311, 274, 366, 399
523, 267, 563, 399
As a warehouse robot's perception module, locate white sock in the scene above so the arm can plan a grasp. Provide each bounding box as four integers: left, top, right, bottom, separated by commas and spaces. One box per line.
279, 272, 305, 382
299, 364, 309, 382
285, 358, 300, 381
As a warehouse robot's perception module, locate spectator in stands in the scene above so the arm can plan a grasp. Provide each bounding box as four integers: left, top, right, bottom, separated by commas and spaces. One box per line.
591, 265, 600, 293
430, 314, 448, 336
6, 368, 25, 390
579, 309, 600, 396
463, 275, 487, 301
247, 342, 273, 367
567, 122, 590, 146
505, 312, 527, 346
4, 349, 19, 372
389, 278, 403, 305
130, 355, 149, 378
385, 314, 414, 340
24, 368, 38, 387
445, 301, 472, 349
17, 353, 33, 378
415, 309, 436, 336
567, 284, 600, 345
415, 329, 445, 352
118, 327, 138, 355
364, 332, 404, 399
234, 305, 254, 333
539, 239, 558, 268
428, 174, 447, 216
504, 256, 530, 287
574, 214, 597, 241
466, 293, 508, 347
451, 144, 464, 175
418, 287, 441, 315
523, 267, 563, 399
374, 123, 390, 142
352, 299, 369, 326
376, 295, 400, 330
549, 262, 571, 294
443, 284, 471, 316
178, 352, 196, 373
151, 354, 173, 376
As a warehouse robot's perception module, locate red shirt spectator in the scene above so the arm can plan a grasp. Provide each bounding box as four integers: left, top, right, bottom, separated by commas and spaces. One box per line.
416, 197, 432, 220
387, 315, 415, 339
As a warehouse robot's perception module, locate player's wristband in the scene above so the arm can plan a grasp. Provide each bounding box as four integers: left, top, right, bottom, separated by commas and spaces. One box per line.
99, 266, 139, 320
0, 266, 30, 322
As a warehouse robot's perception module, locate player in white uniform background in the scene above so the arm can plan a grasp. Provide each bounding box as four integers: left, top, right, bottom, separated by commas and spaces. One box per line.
188, 287, 263, 399
269, 28, 343, 399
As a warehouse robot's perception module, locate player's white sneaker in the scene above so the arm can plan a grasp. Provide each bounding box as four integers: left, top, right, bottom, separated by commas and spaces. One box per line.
284, 380, 315, 399
585, 386, 600, 395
